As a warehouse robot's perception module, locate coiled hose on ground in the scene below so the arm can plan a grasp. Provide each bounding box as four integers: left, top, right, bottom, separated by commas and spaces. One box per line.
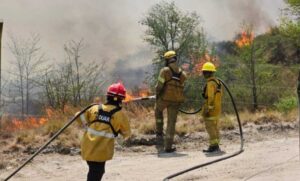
163, 78, 244, 181
3, 103, 98, 181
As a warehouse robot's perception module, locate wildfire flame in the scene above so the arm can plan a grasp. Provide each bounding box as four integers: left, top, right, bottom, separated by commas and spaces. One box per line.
124, 92, 136, 102
7, 116, 48, 131
45, 108, 54, 117
235, 31, 254, 48
191, 52, 220, 74
123, 89, 150, 102
4, 107, 56, 131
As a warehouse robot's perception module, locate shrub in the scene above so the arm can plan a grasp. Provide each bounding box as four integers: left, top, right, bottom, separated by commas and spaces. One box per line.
220, 115, 235, 130
275, 96, 298, 113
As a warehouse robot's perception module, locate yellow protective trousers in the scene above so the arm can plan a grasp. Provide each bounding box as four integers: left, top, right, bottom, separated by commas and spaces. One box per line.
204, 117, 220, 146
155, 99, 180, 150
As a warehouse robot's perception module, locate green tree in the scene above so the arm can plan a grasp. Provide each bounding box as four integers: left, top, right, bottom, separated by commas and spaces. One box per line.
140, 1, 207, 86
280, 0, 300, 54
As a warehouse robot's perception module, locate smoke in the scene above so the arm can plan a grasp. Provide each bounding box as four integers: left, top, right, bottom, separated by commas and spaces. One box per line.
174, 0, 285, 40
110, 48, 153, 88
0, 0, 285, 82
220, 0, 277, 32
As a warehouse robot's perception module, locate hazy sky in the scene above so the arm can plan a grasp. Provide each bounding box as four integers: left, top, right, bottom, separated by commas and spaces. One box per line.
0, 0, 286, 77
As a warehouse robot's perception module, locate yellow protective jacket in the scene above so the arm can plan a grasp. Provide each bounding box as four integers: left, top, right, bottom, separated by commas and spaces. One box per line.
201, 77, 223, 120
79, 104, 131, 162
156, 63, 187, 102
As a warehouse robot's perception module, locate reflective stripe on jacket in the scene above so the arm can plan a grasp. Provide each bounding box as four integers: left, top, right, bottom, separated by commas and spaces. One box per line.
79, 104, 131, 162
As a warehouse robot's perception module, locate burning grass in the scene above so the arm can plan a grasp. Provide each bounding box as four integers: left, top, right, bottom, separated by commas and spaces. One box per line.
0, 105, 83, 155
0, 102, 298, 157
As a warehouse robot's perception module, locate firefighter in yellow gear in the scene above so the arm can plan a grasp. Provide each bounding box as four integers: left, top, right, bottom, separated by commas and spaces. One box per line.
155, 50, 187, 153
201, 62, 223, 153
78, 82, 131, 181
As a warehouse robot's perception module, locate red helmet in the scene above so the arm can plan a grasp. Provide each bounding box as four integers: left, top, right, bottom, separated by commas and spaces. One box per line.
107, 82, 126, 99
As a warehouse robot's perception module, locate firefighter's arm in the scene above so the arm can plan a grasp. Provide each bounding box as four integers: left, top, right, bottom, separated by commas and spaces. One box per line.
207, 81, 216, 112
119, 113, 131, 139
75, 108, 90, 127
155, 69, 165, 97
181, 71, 187, 83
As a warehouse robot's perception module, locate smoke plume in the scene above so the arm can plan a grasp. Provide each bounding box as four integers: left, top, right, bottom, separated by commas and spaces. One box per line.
0, 0, 285, 88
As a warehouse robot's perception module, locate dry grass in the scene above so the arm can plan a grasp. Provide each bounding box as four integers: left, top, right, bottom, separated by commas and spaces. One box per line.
122, 104, 298, 136
220, 114, 236, 130
0, 156, 7, 170
7, 143, 24, 152
0, 114, 15, 131
0, 103, 298, 154
0, 105, 83, 151
240, 109, 298, 125
176, 114, 205, 136
125, 103, 155, 135
16, 130, 37, 145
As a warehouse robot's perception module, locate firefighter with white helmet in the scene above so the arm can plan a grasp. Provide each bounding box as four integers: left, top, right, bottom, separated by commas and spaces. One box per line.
78, 82, 131, 181
201, 62, 223, 153
155, 50, 187, 153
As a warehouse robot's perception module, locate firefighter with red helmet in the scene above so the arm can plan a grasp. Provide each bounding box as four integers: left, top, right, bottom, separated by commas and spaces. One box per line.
78, 82, 131, 181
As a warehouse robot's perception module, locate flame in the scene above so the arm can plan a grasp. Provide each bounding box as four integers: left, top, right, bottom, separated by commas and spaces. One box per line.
45, 108, 54, 117
191, 52, 219, 74
7, 116, 48, 131
123, 89, 151, 103
123, 92, 136, 102
139, 89, 149, 98
235, 31, 254, 48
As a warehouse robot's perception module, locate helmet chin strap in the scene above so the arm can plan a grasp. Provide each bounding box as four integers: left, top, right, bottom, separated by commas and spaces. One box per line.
106, 95, 123, 106
203, 71, 214, 79
165, 57, 177, 66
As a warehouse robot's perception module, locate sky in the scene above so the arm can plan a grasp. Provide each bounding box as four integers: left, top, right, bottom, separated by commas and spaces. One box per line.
0, 0, 286, 87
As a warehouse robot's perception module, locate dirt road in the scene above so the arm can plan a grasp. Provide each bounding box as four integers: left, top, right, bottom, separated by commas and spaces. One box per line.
1, 136, 299, 181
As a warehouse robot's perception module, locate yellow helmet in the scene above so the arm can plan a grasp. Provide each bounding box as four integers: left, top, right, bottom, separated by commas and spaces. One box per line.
202, 62, 216, 72
163, 50, 176, 59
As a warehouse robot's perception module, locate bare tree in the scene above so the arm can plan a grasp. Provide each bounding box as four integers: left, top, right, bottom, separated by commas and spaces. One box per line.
8, 33, 46, 117
43, 63, 73, 112
41, 39, 107, 111
81, 61, 107, 102
64, 39, 85, 105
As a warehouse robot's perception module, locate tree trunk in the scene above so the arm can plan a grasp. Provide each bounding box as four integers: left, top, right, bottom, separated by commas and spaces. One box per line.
0, 22, 3, 113
26, 74, 29, 115
75, 54, 81, 105
20, 76, 24, 119
250, 41, 258, 111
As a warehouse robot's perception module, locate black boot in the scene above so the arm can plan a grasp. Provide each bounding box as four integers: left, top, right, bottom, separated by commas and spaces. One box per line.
156, 133, 164, 145
203, 145, 220, 153
165, 147, 176, 153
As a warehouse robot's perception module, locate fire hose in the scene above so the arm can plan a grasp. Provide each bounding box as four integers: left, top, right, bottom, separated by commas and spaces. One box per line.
3, 103, 98, 181
4, 79, 243, 180
162, 78, 244, 180
123, 78, 244, 179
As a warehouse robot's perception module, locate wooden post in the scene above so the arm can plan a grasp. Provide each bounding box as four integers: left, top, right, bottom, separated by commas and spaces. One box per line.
297, 71, 300, 161
0, 21, 3, 117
